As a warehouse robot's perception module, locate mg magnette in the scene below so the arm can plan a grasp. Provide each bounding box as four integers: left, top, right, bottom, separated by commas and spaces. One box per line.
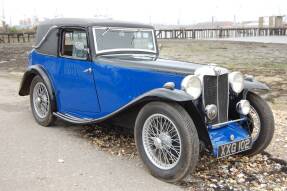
19, 18, 274, 182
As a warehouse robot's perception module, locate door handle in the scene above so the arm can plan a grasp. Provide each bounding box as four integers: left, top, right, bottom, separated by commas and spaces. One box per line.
83, 68, 92, 74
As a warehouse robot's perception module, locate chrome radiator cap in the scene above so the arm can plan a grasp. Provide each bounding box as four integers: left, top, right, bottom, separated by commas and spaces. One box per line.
195, 65, 229, 77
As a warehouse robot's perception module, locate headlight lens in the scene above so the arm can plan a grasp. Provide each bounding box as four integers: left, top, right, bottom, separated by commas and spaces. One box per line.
181, 75, 202, 100
236, 100, 251, 115
229, 72, 244, 93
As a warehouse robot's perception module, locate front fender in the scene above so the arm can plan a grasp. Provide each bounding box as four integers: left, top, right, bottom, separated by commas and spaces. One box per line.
130, 88, 211, 149
139, 88, 194, 102
108, 88, 195, 117
242, 79, 270, 98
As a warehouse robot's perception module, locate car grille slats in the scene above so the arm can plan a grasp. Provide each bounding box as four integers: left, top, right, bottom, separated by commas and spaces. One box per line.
203, 74, 229, 124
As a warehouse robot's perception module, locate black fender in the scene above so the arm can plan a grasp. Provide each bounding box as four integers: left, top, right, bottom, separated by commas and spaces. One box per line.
138, 88, 195, 102
55, 88, 198, 124
97, 88, 197, 121
242, 79, 270, 98
19, 65, 54, 96
54, 87, 210, 148
18, 65, 57, 111
108, 88, 211, 149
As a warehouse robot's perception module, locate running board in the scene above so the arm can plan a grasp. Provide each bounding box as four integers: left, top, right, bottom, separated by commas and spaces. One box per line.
53, 112, 95, 124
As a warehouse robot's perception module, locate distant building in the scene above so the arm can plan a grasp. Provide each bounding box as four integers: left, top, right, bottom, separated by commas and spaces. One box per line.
17, 16, 40, 29
258, 16, 285, 28
0, 19, 6, 31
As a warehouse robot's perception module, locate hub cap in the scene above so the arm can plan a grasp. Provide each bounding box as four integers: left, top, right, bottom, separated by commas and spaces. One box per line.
248, 106, 261, 141
142, 114, 182, 170
33, 82, 50, 118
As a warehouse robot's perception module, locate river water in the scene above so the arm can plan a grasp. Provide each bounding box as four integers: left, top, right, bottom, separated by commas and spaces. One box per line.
211, 36, 287, 44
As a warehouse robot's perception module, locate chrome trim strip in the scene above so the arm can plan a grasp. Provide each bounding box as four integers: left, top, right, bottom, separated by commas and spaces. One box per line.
54, 112, 92, 124
92, 27, 157, 55
33, 25, 58, 49
210, 118, 246, 129
226, 75, 230, 122
217, 75, 220, 122
202, 76, 206, 123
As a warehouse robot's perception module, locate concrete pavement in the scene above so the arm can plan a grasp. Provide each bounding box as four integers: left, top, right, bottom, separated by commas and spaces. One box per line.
0, 72, 182, 191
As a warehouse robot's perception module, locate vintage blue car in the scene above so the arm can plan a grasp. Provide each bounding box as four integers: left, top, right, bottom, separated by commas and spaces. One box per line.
19, 18, 274, 182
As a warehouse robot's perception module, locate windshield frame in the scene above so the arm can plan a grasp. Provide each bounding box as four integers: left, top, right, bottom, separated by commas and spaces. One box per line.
92, 27, 157, 55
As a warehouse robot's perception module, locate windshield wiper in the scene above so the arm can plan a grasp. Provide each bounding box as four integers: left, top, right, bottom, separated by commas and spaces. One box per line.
101, 27, 110, 36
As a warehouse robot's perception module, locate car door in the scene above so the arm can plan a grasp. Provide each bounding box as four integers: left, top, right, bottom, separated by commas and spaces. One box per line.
57, 28, 100, 116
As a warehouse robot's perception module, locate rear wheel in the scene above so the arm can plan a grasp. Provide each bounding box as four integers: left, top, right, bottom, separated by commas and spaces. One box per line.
134, 101, 199, 182
243, 92, 274, 156
29, 75, 55, 126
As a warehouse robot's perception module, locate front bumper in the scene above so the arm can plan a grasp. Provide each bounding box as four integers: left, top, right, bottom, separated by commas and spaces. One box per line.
208, 119, 251, 157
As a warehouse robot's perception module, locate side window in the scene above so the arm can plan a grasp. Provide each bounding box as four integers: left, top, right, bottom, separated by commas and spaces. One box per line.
61, 30, 88, 59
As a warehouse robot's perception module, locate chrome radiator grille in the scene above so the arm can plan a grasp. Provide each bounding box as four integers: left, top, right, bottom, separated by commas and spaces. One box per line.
203, 74, 229, 124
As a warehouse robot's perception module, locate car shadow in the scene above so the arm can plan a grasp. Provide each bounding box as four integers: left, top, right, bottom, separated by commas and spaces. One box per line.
52, 118, 137, 158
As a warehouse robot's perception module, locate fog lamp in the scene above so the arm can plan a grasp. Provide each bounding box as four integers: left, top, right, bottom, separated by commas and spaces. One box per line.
205, 104, 217, 120
236, 100, 251, 115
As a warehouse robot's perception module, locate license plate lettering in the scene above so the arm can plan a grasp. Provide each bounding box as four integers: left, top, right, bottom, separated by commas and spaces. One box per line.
218, 137, 252, 158
231, 143, 236, 153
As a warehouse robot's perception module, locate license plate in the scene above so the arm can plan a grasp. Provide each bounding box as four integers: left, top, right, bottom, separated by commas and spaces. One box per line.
217, 137, 252, 158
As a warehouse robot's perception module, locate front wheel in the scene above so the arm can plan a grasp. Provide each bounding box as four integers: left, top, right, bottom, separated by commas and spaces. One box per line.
243, 92, 275, 156
134, 102, 199, 183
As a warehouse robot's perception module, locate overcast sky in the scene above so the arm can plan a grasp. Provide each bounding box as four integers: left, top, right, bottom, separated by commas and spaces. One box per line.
1, 0, 287, 25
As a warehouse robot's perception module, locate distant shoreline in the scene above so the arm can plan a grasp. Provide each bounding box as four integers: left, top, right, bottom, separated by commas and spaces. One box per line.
204, 36, 287, 44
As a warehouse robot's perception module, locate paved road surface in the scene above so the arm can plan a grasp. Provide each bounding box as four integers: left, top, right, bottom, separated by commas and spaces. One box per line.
0, 72, 182, 191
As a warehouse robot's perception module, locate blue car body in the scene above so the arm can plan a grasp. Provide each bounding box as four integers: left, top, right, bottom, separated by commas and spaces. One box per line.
29, 51, 193, 118
19, 18, 270, 157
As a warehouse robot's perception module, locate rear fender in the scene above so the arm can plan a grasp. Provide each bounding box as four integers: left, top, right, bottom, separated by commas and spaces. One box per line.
19, 65, 54, 96
18, 65, 57, 111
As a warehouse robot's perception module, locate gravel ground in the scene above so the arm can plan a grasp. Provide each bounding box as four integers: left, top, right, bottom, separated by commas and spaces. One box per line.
0, 41, 287, 190
80, 124, 287, 190
0, 43, 31, 72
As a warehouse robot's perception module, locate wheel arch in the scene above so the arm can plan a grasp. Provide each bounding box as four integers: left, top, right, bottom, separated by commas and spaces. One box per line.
19, 65, 57, 111
104, 89, 211, 149
242, 79, 270, 99
19, 65, 54, 96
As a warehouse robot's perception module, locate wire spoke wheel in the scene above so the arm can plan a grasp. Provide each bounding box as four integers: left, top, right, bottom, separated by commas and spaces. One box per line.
33, 82, 50, 119
247, 106, 261, 142
142, 114, 182, 170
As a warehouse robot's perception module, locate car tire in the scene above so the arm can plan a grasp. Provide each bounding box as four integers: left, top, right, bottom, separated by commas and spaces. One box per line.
242, 92, 274, 156
134, 101, 199, 183
29, 75, 55, 127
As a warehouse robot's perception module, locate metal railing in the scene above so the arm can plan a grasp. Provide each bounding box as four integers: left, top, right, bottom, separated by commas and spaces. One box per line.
1, 27, 286, 43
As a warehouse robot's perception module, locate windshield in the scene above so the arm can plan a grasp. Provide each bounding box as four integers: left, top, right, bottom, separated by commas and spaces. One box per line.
93, 27, 156, 54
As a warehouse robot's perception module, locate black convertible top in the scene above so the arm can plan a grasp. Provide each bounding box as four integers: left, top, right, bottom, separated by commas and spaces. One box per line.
39, 18, 154, 29
35, 18, 154, 44
35, 18, 155, 56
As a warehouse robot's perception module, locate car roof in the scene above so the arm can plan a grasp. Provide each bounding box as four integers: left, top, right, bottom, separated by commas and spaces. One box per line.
35, 18, 156, 56
38, 18, 154, 29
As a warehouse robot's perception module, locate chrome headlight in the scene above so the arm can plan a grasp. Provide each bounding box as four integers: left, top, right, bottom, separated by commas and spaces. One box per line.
228, 72, 244, 93
236, 100, 251, 115
181, 75, 202, 100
